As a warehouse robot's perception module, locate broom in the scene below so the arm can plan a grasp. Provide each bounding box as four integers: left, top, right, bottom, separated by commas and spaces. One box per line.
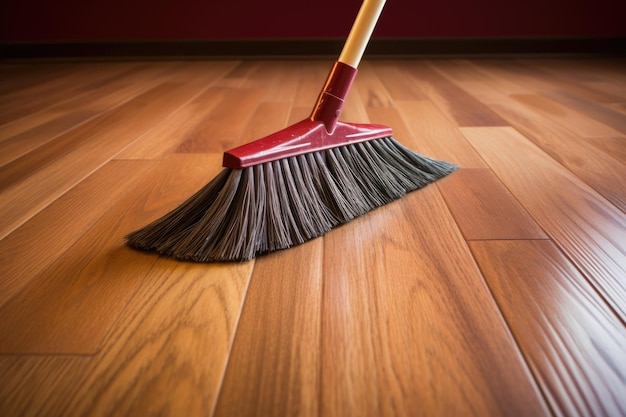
126, 0, 457, 262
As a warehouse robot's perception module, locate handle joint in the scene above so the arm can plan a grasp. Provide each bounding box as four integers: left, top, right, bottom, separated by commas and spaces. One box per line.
310, 61, 358, 133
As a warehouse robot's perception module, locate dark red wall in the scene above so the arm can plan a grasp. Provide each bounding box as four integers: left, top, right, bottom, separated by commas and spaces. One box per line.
1, 0, 624, 42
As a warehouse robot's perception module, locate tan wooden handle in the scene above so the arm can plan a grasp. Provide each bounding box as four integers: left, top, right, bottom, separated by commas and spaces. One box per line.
338, 0, 387, 68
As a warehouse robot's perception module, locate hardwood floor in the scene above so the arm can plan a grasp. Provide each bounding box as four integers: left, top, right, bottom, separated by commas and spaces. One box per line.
0, 57, 624, 417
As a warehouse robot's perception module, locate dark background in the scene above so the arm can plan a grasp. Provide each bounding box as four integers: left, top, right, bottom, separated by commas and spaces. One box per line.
1, 0, 624, 42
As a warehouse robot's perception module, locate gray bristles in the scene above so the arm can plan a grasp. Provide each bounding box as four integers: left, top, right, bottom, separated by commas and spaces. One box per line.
125, 137, 457, 262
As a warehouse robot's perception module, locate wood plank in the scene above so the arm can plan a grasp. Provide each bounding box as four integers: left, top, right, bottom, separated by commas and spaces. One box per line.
215, 61, 260, 88
466, 59, 626, 136
0, 63, 72, 96
63, 258, 252, 417
0, 63, 91, 101
1, 58, 625, 417
399, 61, 509, 127
395, 100, 487, 168
584, 136, 626, 165
366, 106, 419, 150
0, 68, 217, 240
436, 66, 626, 212
0, 65, 218, 191
213, 242, 322, 417
237, 101, 292, 146
520, 59, 626, 101
0, 154, 224, 354
293, 61, 329, 109
582, 81, 626, 103
352, 62, 396, 108
429, 59, 532, 96
485, 94, 626, 212
243, 60, 301, 103
0, 356, 90, 417
470, 240, 626, 417
608, 102, 626, 116
434, 61, 626, 210
116, 86, 229, 159
321, 186, 549, 417
0, 159, 158, 307
0, 63, 139, 125
368, 60, 429, 101
152, 97, 307, 417
475, 60, 624, 104
511, 93, 623, 138
287, 106, 313, 125
175, 88, 264, 153
437, 168, 548, 240
462, 126, 626, 321
0, 111, 100, 167
123, 80, 289, 160
341, 84, 370, 123
0, 62, 180, 163
129, 64, 244, 153
544, 89, 626, 135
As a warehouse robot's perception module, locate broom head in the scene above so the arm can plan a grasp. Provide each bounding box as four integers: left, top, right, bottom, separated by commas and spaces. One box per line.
126, 62, 457, 262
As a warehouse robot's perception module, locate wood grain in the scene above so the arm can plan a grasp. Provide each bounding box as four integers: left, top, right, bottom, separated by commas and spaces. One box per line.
293, 61, 330, 109
0, 63, 137, 126
462, 127, 626, 321
465, 60, 626, 134
0, 63, 178, 164
116, 87, 229, 159
0, 154, 225, 354
0, 63, 72, 97
435, 65, 626, 212
544, 89, 626, 135
367, 60, 429, 101
609, 102, 626, 116
0, 159, 158, 307
511, 93, 623, 138
395, 100, 487, 168
0, 111, 99, 166
64, 259, 252, 417
352, 62, 396, 109
470, 240, 626, 417
0, 65, 213, 191
488, 95, 626, 212
584, 136, 626, 164
0, 67, 217, 239
243, 60, 301, 103
0, 83, 175, 191
1, 58, 624, 417
203, 89, 317, 417
0, 356, 90, 417
213, 242, 323, 417
215, 61, 262, 88
474, 59, 624, 104
236, 102, 292, 148
519, 59, 626, 102
175, 87, 264, 153
321, 186, 549, 417
428, 59, 532, 96
398, 61, 509, 127
437, 168, 547, 240
434, 59, 625, 210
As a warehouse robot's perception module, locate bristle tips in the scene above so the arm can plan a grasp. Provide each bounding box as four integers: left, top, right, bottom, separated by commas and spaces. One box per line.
126, 137, 457, 262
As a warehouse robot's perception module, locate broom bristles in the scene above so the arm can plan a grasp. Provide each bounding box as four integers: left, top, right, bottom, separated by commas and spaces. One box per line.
126, 137, 457, 262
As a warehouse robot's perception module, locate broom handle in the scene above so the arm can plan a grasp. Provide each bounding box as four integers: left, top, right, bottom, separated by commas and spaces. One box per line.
339, 0, 387, 69
311, 0, 387, 132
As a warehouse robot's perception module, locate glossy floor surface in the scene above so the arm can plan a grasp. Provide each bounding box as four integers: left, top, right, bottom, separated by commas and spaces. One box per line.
0, 58, 625, 416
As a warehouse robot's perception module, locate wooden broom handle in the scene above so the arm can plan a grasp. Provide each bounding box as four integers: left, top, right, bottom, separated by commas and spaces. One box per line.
338, 0, 387, 68
309, 0, 387, 131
